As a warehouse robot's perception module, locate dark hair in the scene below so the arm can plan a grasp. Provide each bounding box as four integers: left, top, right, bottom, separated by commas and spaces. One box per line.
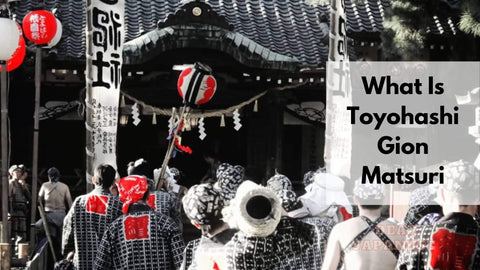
130, 160, 153, 179
142, 190, 150, 201
94, 164, 116, 189
356, 196, 384, 210
47, 167, 61, 182
358, 204, 383, 210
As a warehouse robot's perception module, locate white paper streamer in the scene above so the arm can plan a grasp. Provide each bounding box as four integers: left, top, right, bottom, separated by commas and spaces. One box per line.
152, 112, 157, 125
233, 109, 242, 130
132, 102, 141, 126
220, 114, 225, 127
198, 117, 206, 140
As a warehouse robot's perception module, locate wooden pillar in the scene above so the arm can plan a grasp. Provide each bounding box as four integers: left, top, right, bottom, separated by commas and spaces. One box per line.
30, 47, 42, 252
0, 60, 11, 270
245, 100, 268, 182
300, 125, 326, 174
265, 91, 284, 178
0, 243, 11, 270
1, 61, 9, 246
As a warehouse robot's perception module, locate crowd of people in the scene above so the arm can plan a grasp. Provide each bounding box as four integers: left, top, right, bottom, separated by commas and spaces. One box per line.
5, 158, 480, 269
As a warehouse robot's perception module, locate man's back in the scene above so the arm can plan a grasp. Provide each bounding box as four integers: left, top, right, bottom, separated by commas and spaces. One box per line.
62, 187, 123, 269
148, 190, 182, 229
396, 212, 480, 270
274, 218, 324, 269
94, 203, 184, 270
39, 181, 72, 212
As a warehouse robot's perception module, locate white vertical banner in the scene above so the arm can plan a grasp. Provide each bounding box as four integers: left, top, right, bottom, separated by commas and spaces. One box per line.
325, 0, 352, 178
85, 0, 124, 184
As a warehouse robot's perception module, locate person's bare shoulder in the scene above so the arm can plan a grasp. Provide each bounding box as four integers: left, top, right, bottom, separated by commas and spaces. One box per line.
330, 216, 361, 234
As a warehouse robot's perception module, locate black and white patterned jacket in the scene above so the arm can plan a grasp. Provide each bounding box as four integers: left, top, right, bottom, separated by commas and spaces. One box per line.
301, 216, 336, 263
148, 190, 182, 231
94, 203, 185, 270
396, 212, 480, 270
62, 187, 123, 270
181, 229, 236, 270
224, 217, 323, 269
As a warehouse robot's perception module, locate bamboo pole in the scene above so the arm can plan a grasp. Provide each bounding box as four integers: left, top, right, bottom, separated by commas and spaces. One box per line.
1, 61, 9, 244
1, 60, 11, 270
29, 47, 42, 252
37, 202, 56, 263
156, 106, 188, 190
85, 0, 95, 193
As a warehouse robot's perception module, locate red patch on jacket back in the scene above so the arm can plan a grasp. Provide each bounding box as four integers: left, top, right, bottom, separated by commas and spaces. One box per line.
123, 215, 150, 240
86, 195, 109, 215
148, 194, 156, 210
429, 228, 478, 270
339, 207, 352, 221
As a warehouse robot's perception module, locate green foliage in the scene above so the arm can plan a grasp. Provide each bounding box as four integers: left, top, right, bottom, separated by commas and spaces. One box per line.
381, 0, 428, 60
459, 0, 480, 37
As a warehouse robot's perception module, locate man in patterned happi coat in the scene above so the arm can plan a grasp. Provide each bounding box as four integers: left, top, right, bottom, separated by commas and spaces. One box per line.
266, 174, 326, 269
129, 158, 182, 230
94, 174, 184, 269
222, 179, 321, 269
396, 160, 480, 270
181, 183, 236, 270
62, 164, 123, 269
296, 170, 338, 253
215, 163, 245, 204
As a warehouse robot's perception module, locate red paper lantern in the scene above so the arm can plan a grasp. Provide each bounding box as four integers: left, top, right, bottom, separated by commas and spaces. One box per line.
22, 10, 57, 45
0, 24, 25, 72
177, 62, 216, 106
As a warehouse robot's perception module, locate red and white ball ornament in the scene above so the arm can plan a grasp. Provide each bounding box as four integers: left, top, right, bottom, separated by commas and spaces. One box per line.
0, 23, 25, 72
22, 10, 57, 45
0, 18, 20, 61
177, 62, 217, 106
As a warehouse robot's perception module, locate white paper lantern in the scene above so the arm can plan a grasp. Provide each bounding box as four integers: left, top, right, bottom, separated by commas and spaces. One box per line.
45, 18, 62, 48
0, 18, 20, 61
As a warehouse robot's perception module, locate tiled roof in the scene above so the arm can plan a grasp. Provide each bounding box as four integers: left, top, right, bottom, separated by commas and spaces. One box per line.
123, 24, 302, 70
10, 0, 460, 67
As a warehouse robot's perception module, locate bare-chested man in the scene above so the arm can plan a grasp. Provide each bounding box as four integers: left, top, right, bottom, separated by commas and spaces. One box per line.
322, 180, 405, 270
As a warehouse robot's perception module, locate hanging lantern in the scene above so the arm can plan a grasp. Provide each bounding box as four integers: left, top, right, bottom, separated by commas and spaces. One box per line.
177, 62, 216, 106
0, 23, 25, 72
22, 10, 57, 45
0, 18, 20, 61
45, 18, 62, 48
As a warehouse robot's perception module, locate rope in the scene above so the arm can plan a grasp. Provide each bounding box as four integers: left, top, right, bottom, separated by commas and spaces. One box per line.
120, 90, 268, 118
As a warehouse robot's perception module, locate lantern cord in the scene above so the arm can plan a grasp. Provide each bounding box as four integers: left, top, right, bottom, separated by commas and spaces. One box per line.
120, 90, 268, 118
